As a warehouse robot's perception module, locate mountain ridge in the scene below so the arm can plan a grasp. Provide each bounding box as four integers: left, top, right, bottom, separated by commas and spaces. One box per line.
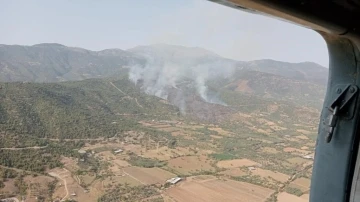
0, 43, 327, 82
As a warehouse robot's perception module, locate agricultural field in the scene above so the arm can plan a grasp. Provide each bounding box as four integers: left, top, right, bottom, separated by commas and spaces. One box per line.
0, 117, 317, 202
23, 175, 55, 202
48, 165, 103, 202
0, 42, 327, 202
122, 167, 176, 185
167, 155, 216, 175
289, 177, 311, 192
219, 168, 247, 177
165, 176, 274, 202
277, 192, 308, 202
250, 168, 290, 183
217, 159, 260, 169
102, 175, 142, 187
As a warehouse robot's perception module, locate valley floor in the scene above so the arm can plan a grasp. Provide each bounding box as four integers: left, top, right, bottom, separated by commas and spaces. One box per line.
0, 118, 315, 202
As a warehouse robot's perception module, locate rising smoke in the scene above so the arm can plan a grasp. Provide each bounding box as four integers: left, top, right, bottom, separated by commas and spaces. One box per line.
128, 45, 236, 112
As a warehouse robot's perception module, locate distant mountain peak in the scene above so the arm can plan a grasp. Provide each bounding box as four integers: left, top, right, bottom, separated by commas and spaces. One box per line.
128, 43, 220, 58
248, 59, 326, 69
98, 48, 127, 56
32, 43, 67, 48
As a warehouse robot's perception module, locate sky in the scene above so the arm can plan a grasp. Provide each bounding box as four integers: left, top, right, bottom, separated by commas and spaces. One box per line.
0, 0, 328, 67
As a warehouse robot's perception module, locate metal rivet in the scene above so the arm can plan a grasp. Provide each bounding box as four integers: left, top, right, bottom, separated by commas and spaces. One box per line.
350, 87, 355, 93
336, 88, 342, 94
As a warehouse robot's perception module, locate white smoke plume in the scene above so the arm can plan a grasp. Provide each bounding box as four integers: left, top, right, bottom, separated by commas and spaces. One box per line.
128, 45, 236, 112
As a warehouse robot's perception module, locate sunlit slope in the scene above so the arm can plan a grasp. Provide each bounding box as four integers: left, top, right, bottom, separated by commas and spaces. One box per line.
0, 43, 144, 82
0, 78, 179, 139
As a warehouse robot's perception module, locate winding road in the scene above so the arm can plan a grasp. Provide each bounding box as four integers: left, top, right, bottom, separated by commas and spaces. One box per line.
48, 169, 69, 201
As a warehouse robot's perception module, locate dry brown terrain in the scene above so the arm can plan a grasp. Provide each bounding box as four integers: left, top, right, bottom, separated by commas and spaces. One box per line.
165, 176, 274, 202
49, 168, 102, 202
261, 147, 279, 154
283, 147, 310, 155
0, 179, 17, 196
295, 135, 309, 140
167, 155, 215, 175
141, 146, 197, 161
61, 157, 80, 172
111, 159, 131, 167
0, 116, 317, 202
277, 192, 308, 202
24, 175, 54, 202
79, 173, 96, 185
289, 177, 311, 192
122, 167, 176, 185
208, 127, 233, 136
296, 129, 312, 135
219, 168, 247, 177
103, 175, 142, 187
250, 168, 290, 183
301, 194, 310, 200
175, 124, 204, 130
81, 142, 121, 151
210, 135, 223, 139
217, 159, 259, 169
95, 151, 117, 161
287, 157, 311, 166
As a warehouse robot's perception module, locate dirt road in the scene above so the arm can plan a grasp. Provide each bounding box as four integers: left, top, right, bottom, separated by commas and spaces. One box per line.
109, 81, 143, 108
49, 169, 69, 201
0, 145, 48, 150
268, 164, 313, 201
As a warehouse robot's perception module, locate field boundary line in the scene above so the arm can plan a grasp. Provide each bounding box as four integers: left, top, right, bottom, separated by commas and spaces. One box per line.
122, 170, 146, 185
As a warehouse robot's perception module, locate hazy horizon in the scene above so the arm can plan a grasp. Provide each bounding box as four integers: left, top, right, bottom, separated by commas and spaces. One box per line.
0, 0, 329, 67
0, 42, 328, 67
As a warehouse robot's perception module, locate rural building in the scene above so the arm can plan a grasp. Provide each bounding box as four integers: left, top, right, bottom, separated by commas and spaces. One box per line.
78, 150, 86, 154
166, 177, 182, 184
303, 154, 314, 159
114, 149, 123, 154
248, 166, 256, 171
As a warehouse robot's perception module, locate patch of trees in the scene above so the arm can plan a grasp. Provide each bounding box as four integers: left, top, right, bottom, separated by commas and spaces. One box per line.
14, 175, 27, 196
97, 184, 159, 202
0, 141, 82, 173
285, 186, 303, 196
0, 150, 61, 173
128, 154, 167, 168
231, 175, 277, 189
0, 80, 180, 140
209, 153, 236, 160
0, 134, 49, 148
0, 167, 18, 179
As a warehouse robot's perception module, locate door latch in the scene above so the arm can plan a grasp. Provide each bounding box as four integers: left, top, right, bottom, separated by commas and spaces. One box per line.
325, 85, 358, 143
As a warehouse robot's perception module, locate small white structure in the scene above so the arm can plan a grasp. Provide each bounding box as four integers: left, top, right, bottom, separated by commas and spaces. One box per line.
248, 166, 256, 171
303, 154, 314, 160
166, 177, 182, 184
114, 149, 123, 154
71, 192, 77, 196
78, 150, 86, 154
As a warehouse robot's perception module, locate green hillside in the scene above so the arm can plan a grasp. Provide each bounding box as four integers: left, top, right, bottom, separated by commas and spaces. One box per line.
0, 77, 179, 140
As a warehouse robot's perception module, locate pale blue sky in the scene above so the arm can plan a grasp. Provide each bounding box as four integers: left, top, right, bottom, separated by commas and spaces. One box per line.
0, 0, 328, 66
